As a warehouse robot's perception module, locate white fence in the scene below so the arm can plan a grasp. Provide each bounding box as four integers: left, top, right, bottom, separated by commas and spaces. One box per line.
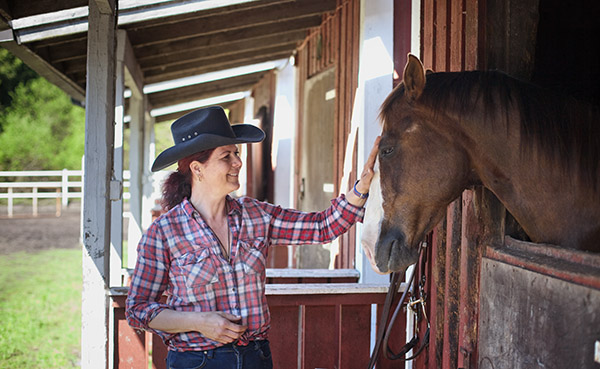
0, 170, 130, 217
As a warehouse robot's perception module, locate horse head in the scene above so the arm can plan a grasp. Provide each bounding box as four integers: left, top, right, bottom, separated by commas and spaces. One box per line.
373, 55, 474, 273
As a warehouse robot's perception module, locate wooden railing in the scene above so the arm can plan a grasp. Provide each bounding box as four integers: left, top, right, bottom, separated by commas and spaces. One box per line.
110, 270, 407, 369
0, 169, 130, 217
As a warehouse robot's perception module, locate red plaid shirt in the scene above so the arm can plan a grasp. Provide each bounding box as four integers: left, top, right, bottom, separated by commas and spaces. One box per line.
126, 194, 364, 352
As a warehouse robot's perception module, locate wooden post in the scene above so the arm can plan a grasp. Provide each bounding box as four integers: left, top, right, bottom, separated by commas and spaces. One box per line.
125, 44, 145, 269
7, 187, 13, 217
141, 106, 155, 232
62, 168, 69, 207
81, 0, 117, 368
32, 187, 38, 216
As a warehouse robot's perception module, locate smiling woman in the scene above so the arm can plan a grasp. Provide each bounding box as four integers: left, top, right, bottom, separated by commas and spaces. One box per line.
125, 105, 379, 369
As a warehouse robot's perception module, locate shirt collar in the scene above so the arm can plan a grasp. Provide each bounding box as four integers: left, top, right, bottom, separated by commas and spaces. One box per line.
180, 195, 242, 219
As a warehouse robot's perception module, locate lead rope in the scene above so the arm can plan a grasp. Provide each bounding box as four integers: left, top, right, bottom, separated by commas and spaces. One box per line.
367, 242, 428, 369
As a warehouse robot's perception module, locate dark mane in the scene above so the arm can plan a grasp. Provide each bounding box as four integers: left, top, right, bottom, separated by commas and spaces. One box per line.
380, 70, 600, 190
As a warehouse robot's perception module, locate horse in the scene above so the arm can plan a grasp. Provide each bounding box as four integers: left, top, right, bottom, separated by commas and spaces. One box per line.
366, 54, 600, 274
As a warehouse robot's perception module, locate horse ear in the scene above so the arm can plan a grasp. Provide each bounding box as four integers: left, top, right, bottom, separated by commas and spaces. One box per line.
403, 54, 426, 101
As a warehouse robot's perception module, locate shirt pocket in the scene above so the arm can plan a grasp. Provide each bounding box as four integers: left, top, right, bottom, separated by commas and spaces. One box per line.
175, 248, 219, 289
237, 238, 267, 276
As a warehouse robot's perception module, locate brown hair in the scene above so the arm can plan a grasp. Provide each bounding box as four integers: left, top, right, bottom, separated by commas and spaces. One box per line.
160, 148, 215, 211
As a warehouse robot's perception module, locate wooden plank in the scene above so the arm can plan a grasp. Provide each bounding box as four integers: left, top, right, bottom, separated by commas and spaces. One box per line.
126, 0, 336, 47
464, 0, 481, 69
434, 0, 449, 71
421, 0, 434, 69
81, 0, 117, 367
113, 307, 148, 369
151, 334, 168, 369
269, 305, 300, 368
428, 222, 446, 369
304, 306, 337, 369
442, 199, 461, 369
393, 0, 412, 84
340, 304, 373, 369
143, 51, 293, 84
479, 258, 600, 369
486, 237, 600, 290
134, 15, 322, 60
449, 0, 464, 71
139, 30, 306, 67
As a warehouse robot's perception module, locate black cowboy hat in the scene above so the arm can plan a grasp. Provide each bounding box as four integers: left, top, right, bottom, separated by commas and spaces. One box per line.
151, 106, 265, 172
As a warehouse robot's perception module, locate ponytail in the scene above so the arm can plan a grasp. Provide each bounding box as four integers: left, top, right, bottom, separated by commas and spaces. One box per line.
160, 148, 215, 211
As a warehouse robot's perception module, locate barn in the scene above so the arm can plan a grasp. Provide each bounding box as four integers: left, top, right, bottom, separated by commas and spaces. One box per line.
1, 0, 598, 368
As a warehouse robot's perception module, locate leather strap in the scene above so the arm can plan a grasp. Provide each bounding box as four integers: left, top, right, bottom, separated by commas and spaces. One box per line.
367, 243, 428, 368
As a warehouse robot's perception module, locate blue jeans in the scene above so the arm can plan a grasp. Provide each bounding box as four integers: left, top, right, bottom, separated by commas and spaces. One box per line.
166, 340, 273, 369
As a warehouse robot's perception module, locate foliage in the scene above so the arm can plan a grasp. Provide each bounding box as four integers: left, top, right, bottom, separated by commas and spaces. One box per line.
0, 77, 85, 170
0, 249, 81, 368
0, 48, 37, 113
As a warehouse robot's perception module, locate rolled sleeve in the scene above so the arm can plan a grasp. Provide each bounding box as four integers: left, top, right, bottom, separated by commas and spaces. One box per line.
125, 224, 173, 339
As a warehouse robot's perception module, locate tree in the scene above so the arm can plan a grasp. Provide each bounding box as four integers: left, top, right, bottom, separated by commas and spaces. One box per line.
0, 48, 37, 116
0, 77, 85, 170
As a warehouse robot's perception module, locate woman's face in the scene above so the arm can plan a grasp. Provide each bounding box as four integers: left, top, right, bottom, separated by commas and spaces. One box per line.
196, 144, 242, 195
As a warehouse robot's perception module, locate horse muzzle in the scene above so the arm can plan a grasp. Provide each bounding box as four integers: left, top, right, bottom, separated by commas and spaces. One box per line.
375, 228, 419, 273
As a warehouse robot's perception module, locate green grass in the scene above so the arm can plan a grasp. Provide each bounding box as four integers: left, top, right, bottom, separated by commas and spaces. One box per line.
0, 248, 81, 368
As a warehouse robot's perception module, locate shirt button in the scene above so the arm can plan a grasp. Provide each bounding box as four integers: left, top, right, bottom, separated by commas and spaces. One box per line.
232, 287, 237, 293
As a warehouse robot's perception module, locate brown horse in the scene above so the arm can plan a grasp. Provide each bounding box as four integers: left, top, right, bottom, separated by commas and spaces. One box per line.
369, 54, 600, 273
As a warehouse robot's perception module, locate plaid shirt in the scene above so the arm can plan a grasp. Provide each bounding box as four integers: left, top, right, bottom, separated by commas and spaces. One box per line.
126, 194, 364, 352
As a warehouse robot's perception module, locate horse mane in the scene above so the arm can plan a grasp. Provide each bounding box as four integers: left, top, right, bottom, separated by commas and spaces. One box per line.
380, 70, 600, 190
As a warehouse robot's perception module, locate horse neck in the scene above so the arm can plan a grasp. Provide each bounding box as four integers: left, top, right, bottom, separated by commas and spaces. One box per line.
454, 113, 600, 251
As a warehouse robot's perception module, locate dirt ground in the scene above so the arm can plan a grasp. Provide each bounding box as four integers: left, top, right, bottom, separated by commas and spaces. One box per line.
0, 203, 82, 254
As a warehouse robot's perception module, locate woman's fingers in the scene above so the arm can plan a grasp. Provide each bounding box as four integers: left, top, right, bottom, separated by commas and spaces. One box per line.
199, 312, 248, 343
356, 136, 381, 192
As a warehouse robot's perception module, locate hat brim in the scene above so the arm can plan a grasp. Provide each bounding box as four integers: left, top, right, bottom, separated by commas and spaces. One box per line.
151, 124, 265, 172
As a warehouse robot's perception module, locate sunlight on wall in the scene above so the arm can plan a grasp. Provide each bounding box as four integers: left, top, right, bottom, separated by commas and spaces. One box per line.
359, 36, 394, 82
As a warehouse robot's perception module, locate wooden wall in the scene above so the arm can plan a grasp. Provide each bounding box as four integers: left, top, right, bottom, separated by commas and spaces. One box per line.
294, 0, 360, 269
412, 1, 599, 368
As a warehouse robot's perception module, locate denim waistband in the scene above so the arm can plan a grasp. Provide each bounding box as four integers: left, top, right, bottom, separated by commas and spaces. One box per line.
218, 339, 266, 351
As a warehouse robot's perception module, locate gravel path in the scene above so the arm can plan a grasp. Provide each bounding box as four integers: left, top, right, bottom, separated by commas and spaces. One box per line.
0, 204, 81, 254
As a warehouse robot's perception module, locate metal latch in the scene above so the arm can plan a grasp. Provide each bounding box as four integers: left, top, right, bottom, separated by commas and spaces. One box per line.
109, 179, 123, 201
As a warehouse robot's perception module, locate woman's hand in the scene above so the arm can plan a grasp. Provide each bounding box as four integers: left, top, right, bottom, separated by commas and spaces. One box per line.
355, 136, 381, 193
347, 136, 380, 206
148, 309, 247, 344
194, 312, 248, 344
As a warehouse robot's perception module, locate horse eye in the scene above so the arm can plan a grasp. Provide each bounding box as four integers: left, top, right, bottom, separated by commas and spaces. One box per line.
380, 147, 394, 157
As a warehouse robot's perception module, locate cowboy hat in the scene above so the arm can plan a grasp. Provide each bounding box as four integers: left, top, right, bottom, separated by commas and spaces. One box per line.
151, 106, 265, 172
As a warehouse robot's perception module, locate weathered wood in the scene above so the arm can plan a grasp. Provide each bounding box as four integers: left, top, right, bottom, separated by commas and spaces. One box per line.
139, 29, 306, 67
479, 257, 600, 369
143, 50, 293, 84
127, 0, 336, 47
81, 0, 117, 367
111, 283, 393, 369
134, 15, 322, 61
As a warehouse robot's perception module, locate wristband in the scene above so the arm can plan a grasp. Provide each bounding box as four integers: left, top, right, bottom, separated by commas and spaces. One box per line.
353, 180, 369, 199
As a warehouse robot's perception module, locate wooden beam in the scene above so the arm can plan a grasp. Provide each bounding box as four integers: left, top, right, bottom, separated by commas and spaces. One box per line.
117, 30, 143, 98
133, 14, 321, 59
147, 72, 265, 108
127, 0, 336, 47
144, 49, 292, 83
5, 0, 88, 19
153, 99, 240, 123
81, 0, 116, 367
138, 29, 306, 66
0, 39, 85, 101
142, 42, 297, 75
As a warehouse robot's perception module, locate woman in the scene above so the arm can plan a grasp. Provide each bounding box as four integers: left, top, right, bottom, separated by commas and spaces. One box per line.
126, 106, 380, 369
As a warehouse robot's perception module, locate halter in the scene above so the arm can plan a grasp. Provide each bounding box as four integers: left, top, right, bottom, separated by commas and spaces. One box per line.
367, 240, 429, 368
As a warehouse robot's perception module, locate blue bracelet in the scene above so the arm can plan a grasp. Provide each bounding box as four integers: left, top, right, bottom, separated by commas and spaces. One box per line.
353, 180, 369, 199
